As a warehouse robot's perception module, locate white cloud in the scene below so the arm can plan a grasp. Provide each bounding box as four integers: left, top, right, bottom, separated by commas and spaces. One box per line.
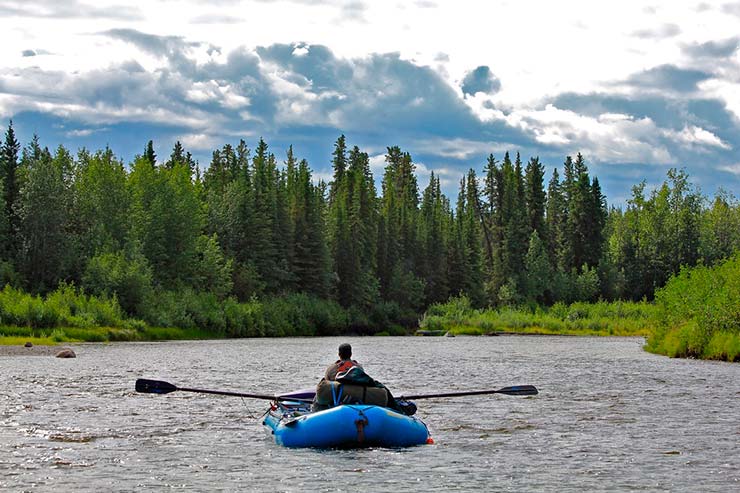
411, 137, 510, 160
185, 80, 250, 109
368, 153, 386, 173
718, 163, 740, 175
180, 132, 219, 150
664, 125, 731, 150
65, 128, 98, 137
504, 104, 674, 164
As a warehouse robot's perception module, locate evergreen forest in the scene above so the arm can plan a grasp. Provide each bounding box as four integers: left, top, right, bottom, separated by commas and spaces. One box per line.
0, 121, 739, 358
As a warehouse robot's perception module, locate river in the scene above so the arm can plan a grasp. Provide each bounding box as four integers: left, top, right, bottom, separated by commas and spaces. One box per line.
1, 336, 738, 492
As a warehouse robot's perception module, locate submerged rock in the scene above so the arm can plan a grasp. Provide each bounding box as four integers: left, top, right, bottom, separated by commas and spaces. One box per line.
55, 349, 76, 358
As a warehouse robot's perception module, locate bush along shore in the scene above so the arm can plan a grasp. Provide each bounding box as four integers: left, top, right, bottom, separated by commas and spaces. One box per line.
645, 254, 740, 362
420, 254, 740, 362
419, 296, 655, 337
0, 283, 411, 346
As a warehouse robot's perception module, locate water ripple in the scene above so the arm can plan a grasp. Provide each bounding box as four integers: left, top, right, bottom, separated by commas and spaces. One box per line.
1, 336, 738, 491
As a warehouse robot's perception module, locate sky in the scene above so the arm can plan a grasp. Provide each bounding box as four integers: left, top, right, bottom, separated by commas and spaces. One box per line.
2, 0, 740, 205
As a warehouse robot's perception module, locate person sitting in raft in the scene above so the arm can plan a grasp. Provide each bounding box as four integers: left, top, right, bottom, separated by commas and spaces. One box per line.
324, 343, 362, 381
312, 343, 415, 415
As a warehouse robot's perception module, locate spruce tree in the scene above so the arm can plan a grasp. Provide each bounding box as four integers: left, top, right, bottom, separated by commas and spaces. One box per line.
144, 140, 156, 167
1, 121, 21, 258
524, 156, 546, 240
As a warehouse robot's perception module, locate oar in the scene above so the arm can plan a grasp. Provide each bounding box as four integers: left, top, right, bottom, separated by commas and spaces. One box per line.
135, 378, 313, 402
400, 385, 538, 400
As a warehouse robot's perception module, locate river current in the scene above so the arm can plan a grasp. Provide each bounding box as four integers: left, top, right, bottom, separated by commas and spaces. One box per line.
1, 336, 738, 492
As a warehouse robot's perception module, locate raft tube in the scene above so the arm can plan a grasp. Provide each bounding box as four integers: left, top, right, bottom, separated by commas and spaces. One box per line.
263, 403, 431, 448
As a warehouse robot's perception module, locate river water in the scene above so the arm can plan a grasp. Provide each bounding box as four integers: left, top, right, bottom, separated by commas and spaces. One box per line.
1, 336, 738, 492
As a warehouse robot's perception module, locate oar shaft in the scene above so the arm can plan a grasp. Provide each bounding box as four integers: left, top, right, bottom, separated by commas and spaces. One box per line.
177, 387, 279, 400
136, 379, 314, 402
401, 385, 538, 400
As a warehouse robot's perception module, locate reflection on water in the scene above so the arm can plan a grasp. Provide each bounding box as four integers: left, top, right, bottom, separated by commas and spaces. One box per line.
1, 336, 738, 491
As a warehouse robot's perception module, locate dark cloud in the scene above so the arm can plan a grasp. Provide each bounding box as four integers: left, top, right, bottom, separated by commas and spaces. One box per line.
632, 23, 681, 39
102, 29, 198, 58
4, 41, 739, 204
683, 37, 739, 59
624, 64, 712, 93
461, 66, 501, 96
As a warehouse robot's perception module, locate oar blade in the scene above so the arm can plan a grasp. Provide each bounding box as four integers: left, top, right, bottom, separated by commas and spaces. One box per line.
496, 385, 538, 396
136, 378, 178, 395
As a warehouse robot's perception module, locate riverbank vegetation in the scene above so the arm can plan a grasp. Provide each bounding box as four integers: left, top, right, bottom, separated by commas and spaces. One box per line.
0, 283, 409, 343
0, 122, 738, 359
420, 296, 655, 336
645, 254, 740, 361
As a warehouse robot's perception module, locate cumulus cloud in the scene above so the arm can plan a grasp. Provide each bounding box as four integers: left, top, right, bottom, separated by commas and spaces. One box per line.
718, 163, 740, 175
663, 125, 731, 150
504, 104, 674, 164
683, 37, 739, 59
4, 31, 740, 201
461, 66, 501, 96
623, 64, 712, 93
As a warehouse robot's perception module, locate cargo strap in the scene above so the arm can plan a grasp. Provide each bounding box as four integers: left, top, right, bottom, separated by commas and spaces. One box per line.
330, 382, 344, 407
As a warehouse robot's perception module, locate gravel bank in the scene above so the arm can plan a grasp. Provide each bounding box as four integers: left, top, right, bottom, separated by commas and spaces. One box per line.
0, 345, 77, 357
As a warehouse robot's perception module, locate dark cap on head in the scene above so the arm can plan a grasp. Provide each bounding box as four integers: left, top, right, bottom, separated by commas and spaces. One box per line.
338, 343, 352, 359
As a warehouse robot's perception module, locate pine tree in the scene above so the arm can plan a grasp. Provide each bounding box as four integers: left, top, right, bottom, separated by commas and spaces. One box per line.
329, 135, 347, 205
524, 156, 547, 240
144, 140, 156, 167
462, 168, 484, 305
378, 146, 422, 306
524, 230, 552, 303
545, 168, 566, 268
1, 120, 21, 258
419, 173, 449, 304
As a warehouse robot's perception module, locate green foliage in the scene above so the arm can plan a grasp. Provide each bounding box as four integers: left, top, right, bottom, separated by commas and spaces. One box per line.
1, 128, 738, 360
72, 148, 130, 257
646, 253, 740, 361
18, 145, 71, 292
0, 283, 127, 329
129, 159, 202, 289
420, 295, 654, 336
193, 234, 233, 298
83, 249, 154, 316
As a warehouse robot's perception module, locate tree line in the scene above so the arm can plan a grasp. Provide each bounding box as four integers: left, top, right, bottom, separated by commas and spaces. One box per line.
1, 120, 738, 324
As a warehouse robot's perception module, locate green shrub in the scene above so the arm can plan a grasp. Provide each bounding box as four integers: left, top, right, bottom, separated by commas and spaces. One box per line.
83, 250, 154, 316
647, 253, 740, 361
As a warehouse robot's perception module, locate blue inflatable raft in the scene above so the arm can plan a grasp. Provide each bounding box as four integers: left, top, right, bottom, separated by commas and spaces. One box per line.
263, 399, 431, 448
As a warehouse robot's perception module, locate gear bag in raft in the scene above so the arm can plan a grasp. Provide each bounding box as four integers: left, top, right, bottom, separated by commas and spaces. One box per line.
314, 380, 389, 407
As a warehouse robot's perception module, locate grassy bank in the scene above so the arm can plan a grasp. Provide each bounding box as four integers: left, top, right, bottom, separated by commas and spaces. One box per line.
419, 296, 655, 337
0, 283, 414, 345
645, 254, 740, 362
